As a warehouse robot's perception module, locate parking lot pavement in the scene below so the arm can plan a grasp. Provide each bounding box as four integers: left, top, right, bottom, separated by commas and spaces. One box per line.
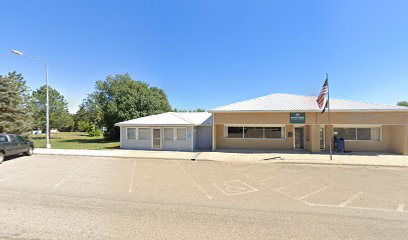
0, 155, 408, 239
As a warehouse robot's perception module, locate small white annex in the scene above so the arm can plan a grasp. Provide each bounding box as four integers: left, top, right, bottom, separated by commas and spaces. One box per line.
115, 112, 212, 151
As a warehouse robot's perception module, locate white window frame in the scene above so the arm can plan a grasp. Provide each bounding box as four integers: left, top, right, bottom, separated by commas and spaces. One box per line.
224, 125, 286, 140
126, 127, 137, 140
176, 127, 187, 141
333, 125, 382, 142
163, 128, 175, 141
138, 128, 151, 140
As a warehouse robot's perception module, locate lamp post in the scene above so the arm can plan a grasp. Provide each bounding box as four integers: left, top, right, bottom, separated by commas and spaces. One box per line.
11, 50, 51, 149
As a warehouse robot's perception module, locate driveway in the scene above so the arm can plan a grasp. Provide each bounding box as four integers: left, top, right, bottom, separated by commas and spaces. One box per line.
0, 155, 407, 239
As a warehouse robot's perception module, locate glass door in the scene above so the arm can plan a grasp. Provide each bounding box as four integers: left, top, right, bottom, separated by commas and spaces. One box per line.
153, 129, 161, 149
294, 127, 304, 149
320, 127, 325, 150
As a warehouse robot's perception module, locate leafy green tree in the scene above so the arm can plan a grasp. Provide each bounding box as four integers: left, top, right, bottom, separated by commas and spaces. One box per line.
0, 71, 34, 133
86, 73, 172, 139
397, 101, 408, 107
32, 86, 74, 131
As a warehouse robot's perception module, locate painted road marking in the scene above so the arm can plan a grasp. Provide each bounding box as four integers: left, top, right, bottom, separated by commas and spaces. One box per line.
224, 164, 408, 214
128, 160, 136, 193
54, 160, 93, 188
397, 203, 405, 212
213, 180, 258, 196
338, 191, 364, 207
259, 173, 285, 183
175, 161, 212, 200
275, 177, 312, 190
298, 184, 334, 200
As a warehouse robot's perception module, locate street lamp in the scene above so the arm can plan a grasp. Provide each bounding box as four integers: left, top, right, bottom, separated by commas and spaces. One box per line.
11, 50, 51, 149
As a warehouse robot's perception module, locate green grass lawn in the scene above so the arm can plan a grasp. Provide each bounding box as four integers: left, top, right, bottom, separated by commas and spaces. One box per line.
30, 132, 120, 150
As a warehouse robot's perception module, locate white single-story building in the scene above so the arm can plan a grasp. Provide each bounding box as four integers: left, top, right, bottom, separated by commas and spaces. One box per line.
115, 112, 212, 151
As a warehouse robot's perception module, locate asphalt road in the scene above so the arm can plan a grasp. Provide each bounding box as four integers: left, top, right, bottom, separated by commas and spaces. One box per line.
0, 155, 407, 239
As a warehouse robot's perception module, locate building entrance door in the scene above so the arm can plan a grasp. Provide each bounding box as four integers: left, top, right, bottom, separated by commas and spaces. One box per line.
320, 127, 325, 150
294, 127, 304, 149
153, 128, 161, 149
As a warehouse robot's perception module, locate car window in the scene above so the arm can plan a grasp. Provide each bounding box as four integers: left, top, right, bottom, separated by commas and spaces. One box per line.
0, 136, 8, 143
9, 135, 16, 142
16, 136, 26, 142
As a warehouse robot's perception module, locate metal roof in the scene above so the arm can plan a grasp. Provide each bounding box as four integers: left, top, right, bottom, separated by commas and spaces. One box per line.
115, 112, 212, 126
209, 93, 408, 112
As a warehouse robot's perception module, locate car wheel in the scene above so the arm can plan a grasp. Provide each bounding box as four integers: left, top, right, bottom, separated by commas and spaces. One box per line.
26, 147, 33, 156
0, 152, 4, 164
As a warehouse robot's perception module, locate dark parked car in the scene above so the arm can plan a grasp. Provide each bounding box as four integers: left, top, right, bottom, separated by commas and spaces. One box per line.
0, 134, 34, 164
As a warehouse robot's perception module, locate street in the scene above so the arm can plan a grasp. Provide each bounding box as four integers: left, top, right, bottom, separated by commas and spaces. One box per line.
0, 155, 407, 239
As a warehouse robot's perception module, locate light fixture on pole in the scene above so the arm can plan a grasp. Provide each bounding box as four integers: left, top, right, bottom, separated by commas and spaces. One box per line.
11, 49, 51, 149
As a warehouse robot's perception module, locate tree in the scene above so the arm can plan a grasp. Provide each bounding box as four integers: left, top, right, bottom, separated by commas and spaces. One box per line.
0, 71, 34, 133
32, 86, 74, 131
85, 73, 172, 139
397, 101, 408, 107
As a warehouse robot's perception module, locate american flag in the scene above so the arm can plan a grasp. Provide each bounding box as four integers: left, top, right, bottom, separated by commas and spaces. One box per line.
316, 78, 329, 113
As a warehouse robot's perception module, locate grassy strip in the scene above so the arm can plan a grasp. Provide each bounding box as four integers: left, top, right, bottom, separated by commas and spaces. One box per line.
30, 132, 119, 150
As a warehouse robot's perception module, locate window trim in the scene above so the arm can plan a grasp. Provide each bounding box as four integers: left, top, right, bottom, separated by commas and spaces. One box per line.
176, 127, 187, 141
224, 125, 286, 140
333, 126, 382, 142
138, 127, 151, 140
126, 127, 137, 140
163, 127, 175, 141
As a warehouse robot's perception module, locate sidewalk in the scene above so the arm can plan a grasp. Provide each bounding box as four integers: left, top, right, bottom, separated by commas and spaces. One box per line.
34, 148, 408, 168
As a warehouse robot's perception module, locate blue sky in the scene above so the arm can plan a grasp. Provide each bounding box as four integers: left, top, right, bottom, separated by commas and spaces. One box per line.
1, 0, 407, 113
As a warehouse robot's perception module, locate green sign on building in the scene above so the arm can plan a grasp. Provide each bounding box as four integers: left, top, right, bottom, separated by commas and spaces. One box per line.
290, 112, 306, 124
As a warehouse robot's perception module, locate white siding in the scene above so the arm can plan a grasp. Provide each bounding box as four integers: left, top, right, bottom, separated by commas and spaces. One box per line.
120, 126, 193, 151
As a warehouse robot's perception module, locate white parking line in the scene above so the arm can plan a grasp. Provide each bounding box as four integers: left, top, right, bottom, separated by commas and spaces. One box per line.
276, 177, 312, 190
128, 160, 136, 193
259, 173, 285, 182
397, 203, 405, 212
54, 160, 93, 188
298, 184, 334, 200
307, 202, 405, 213
338, 191, 364, 207
175, 162, 212, 200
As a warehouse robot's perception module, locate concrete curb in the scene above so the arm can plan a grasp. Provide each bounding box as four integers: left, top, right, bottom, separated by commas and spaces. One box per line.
33, 152, 408, 168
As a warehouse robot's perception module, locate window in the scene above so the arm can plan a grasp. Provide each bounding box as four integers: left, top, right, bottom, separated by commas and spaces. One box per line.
225, 126, 285, 139
138, 128, 150, 140
334, 127, 381, 141
357, 128, 371, 140
244, 127, 263, 138
334, 128, 356, 140
371, 128, 381, 141
264, 127, 284, 139
164, 128, 174, 141
176, 128, 187, 141
0, 136, 7, 143
127, 128, 136, 140
16, 136, 25, 142
227, 127, 243, 138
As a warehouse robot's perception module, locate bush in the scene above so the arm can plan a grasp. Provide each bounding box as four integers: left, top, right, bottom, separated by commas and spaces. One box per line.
87, 124, 103, 137
88, 129, 103, 137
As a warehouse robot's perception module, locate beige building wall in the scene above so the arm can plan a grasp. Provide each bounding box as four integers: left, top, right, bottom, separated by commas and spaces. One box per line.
390, 125, 408, 155
213, 112, 408, 155
215, 124, 294, 150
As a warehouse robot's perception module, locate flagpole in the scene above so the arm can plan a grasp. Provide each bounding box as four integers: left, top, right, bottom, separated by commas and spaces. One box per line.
326, 73, 333, 160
